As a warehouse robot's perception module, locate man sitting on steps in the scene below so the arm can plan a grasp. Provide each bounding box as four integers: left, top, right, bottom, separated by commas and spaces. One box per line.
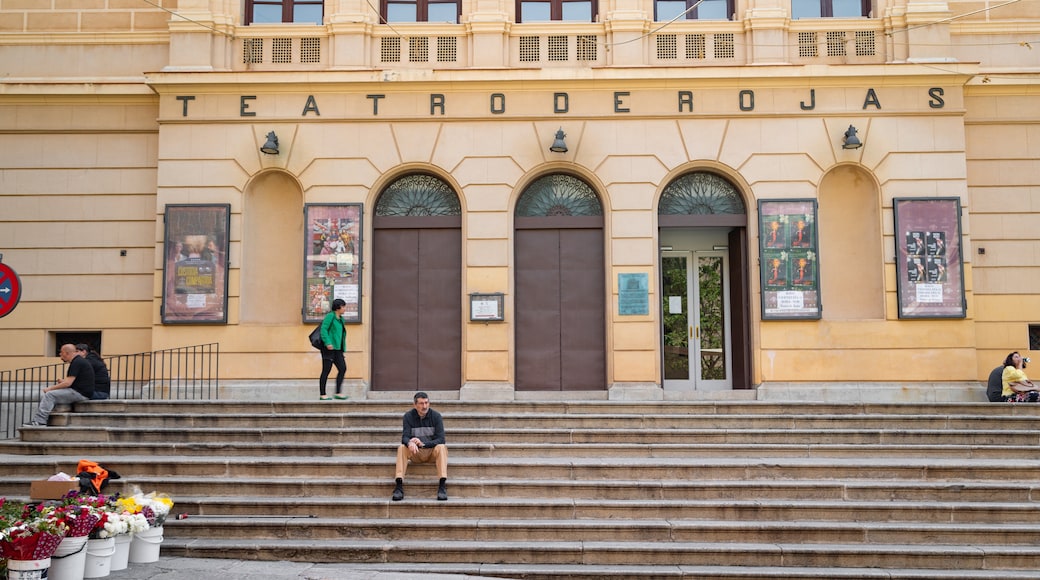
392, 391, 448, 501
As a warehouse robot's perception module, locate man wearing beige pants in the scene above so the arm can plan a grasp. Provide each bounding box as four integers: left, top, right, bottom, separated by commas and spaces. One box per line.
392, 391, 448, 501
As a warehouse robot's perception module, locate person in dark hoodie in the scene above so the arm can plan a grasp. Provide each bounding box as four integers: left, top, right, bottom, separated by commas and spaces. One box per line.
77, 343, 111, 400
392, 391, 448, 501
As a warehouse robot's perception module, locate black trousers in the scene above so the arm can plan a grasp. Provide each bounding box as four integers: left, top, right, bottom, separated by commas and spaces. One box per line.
319, 349, 346, 396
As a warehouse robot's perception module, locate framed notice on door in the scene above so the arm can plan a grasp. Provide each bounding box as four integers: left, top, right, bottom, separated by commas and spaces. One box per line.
161, 204, 230, 324
893, 198, 966, 319
758, 199, 821, 320
303, 204, 363, 324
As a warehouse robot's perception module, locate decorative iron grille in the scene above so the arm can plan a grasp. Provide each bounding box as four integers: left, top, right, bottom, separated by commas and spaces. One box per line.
517, 174, 602, 217
376, 174, 461, 217
659, 172, 745, 215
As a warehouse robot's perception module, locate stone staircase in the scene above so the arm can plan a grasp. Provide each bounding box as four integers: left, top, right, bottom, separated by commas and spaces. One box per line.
3, 399, 1040, 579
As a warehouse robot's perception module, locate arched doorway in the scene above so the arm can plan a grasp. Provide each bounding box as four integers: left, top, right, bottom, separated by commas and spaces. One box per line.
658, 171, 751, 391
514, 174, 606, 391
371, 174, 463, 391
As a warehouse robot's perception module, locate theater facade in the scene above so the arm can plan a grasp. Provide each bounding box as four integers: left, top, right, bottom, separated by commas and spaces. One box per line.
0, 0, 1037, 400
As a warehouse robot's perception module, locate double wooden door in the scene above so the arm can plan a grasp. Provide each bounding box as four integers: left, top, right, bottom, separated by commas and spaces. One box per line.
371, 222, 462, 391
515, 223, 605, 391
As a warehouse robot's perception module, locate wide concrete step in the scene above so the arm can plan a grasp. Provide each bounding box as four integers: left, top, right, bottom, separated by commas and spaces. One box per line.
48, 410, 1040, 431
163, 515, 1040, 545
70, 400, 1040, 416
6, 440, 1040, 459
131, 495, 1040, 524
158, 537, 1040, 570
230, 561, 1040, 580
14, 426, 1040, 447
7, 454, 1040, 482
3, 476, 1024, 504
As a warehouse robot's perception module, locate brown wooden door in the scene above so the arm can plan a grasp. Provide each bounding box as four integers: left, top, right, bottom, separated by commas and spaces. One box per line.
371, 223, 462, 391
515, 224, 605, 391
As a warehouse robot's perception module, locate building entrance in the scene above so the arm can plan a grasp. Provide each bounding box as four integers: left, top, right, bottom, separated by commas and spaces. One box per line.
661, 249, 732, 391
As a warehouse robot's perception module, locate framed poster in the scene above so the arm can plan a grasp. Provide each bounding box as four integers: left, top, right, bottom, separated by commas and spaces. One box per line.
893, 198, 966, 318
161, 204, 230, 324
303, 204, 363, 324
758, 199, 821, 320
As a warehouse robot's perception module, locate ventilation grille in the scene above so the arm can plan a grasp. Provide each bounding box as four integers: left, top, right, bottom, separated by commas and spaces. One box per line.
576, 34, 596, 61
437, 36, 457, 62
656, 34, 677, 59
409, 36, 429, 62
273, 37, 292, 63
301, 37, 321, 63
826, 31, 846, 56
519, 35, 540, 62
548, 35, 568, 61
381, 37, 402, 62
713, 33, 734, 59
798, 32, 818, 57
243, 37, 263, 63
855, 30, 876, 56
686, 34, 706, 59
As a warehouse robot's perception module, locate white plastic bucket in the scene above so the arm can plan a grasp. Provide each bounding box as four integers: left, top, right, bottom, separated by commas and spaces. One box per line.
48, 535, 89, 580
109, 534, 131, 571
83, 537, 115, 579
6, 558, 50, 580
127, 525, 163, 564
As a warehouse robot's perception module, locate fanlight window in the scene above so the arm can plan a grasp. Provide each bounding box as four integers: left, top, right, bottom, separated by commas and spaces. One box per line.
659, 172, 745, 215
517, 174, 602, 217
375, 174, 461, 217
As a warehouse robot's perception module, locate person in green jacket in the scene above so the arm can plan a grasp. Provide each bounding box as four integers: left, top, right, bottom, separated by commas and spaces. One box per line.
319, 298, 348, 400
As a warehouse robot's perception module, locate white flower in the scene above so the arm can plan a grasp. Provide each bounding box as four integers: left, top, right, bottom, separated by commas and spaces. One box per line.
125, 512, 150, 534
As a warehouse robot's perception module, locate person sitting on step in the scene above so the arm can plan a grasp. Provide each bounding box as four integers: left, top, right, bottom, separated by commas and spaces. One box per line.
392, 391, 448, 501
1001, 351, 1039, 403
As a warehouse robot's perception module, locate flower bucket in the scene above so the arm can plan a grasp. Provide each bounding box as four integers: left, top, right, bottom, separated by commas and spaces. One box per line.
109, 535, 131, 571
6, 558, 50, 580
48, 535, 89, 580
127, 525, 162, 564
83, 537, 114, 579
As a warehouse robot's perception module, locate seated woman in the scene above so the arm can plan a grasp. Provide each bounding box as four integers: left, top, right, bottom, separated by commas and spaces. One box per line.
1001, 351, 1040, 403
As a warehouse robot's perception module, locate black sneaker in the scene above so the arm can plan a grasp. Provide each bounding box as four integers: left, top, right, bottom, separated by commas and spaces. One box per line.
22, 421, 43, 427
437, 482, 448, 501
392, 484, 404, 501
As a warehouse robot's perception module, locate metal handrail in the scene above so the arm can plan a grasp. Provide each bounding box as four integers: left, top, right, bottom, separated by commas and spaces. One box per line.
0, 343, 219, 440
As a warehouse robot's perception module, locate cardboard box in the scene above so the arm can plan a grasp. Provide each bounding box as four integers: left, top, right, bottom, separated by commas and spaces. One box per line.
29, 480, 78, 500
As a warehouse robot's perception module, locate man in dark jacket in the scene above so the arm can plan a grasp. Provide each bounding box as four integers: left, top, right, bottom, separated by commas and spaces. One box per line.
77, 344, 111, 400
392, 391, 448, 501
25, 343, 94, 427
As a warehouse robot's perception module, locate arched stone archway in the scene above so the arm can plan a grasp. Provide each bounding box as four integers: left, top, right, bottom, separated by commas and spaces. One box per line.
514, 174, 606, 391
818, 165, 884, 319
371, 173, 463, 391
657, 170, 752, 390
242, 171, 304, 324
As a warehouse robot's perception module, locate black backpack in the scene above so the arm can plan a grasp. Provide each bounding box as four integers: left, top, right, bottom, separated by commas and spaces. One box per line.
986, 366, 1004, 402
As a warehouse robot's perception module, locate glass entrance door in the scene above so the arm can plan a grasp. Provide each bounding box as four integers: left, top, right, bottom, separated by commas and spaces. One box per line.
661, 250, 732, 391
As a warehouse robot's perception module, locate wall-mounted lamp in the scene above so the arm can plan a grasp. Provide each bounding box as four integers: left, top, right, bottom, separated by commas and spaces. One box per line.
549, 128, 568, 153
260, 131, 280, 155
842, 125, 863, 150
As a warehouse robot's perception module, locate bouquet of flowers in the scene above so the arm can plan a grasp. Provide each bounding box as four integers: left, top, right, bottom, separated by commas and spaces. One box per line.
90, 509, 130, 539
0, 498, 68, 561
56, 491, 105, 537
116, 492, 174, 528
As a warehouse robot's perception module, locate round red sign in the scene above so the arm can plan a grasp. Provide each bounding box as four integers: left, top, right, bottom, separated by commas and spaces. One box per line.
0, 263, 23, 318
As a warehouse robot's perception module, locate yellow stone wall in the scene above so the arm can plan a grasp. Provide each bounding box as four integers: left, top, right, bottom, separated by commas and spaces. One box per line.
0, 0, 1037, 392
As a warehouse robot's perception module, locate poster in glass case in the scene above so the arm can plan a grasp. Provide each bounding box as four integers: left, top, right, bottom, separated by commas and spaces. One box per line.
758, 199, 821, 320
161, 204, 230, 324
303, 204, 363, 323
893, 198, 966, 318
